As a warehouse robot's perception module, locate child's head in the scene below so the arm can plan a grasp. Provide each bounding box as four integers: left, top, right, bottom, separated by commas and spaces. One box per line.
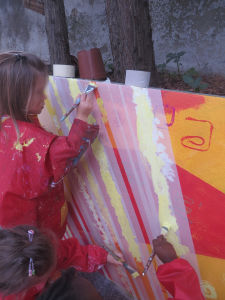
0, 225, 55, 296
0, 51, 48, 122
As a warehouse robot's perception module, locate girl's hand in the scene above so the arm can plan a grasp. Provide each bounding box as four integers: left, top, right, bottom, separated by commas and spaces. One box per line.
107, 251, 124, 266
153, 235, 178, 263
76, 93, 95, 122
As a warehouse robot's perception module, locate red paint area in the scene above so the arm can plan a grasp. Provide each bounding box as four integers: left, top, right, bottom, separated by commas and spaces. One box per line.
162, 90, 205, 112
112, 146, 150, 246
177, 165, 225, 260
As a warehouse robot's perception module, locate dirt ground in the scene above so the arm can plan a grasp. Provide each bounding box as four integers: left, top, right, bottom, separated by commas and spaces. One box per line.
154, 72, 225, 97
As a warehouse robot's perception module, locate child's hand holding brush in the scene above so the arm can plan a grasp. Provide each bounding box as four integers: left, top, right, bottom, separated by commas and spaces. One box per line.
153, 235, 178, 263
107, 250, 124, 266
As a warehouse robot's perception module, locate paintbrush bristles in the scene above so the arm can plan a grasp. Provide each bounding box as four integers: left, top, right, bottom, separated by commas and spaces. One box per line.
122, 262, 140, 278
161, 225, 170, 235
132, 271, 140, 279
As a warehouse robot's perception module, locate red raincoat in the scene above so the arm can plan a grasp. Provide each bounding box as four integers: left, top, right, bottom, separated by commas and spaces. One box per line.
0, 116, 99, 238
157, 258, 205, 300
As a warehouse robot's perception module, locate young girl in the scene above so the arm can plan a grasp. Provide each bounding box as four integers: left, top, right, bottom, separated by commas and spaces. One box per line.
0, 226, 204, 300
0, 51, 99, 238
0, 225, 121, 300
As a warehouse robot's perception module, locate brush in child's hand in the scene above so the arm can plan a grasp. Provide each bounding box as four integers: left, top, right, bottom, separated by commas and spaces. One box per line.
60, 82, 97, 122
103, 246, 140, 279
142, 225, 171, 276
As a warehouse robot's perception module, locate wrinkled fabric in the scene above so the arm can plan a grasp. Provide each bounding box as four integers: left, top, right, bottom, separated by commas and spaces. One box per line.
0, 116, 99, 238
1, 237, 108, 300
157, 258, 205, 300
80, 271, 133, 300
57, 238, 108, 272
37, 268, 103, 300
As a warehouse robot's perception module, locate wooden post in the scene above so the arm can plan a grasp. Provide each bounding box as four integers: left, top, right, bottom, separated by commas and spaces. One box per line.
43, 0, 71, 65
105, 0, 157, 84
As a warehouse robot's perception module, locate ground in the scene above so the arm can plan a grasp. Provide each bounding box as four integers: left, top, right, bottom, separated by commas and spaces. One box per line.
154, 73, 225, 97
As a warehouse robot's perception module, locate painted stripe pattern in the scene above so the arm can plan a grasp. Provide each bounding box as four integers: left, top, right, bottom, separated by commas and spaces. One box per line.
43, 77, 198, 300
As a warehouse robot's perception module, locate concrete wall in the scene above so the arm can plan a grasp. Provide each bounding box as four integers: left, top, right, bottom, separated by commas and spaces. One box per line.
0, 1, 48, 61
0, 0, 224, 75
0, 0, 111, 66
150, 0, 225, 75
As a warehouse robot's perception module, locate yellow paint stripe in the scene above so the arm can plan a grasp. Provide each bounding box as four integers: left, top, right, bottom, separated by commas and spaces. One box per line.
91, 138, 141, 261
132, 87, 188, 256
49, 77, 71, 129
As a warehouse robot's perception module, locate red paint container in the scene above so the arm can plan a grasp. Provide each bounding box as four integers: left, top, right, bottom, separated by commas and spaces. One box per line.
77, 48, 106, 80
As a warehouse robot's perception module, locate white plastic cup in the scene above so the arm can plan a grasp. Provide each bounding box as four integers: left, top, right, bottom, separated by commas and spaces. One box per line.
125, 70, 151, 88
53, 64, 75, 78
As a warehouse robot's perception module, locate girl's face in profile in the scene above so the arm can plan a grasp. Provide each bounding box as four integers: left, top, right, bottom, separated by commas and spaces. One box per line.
28, 75, 48, 115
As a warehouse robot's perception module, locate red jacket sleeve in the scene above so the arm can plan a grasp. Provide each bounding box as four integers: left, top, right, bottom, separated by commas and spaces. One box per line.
157, 258, 205, 300
48, 119, 99, 182
57, 238, 108, 272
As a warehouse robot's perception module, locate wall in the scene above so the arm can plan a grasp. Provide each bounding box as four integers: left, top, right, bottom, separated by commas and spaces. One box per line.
0, 0, 224, 75
150, 0, 225, 75
0, 0, 48, 61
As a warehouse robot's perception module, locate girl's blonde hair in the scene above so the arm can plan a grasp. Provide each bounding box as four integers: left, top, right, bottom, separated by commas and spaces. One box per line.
0, 51, 47, 124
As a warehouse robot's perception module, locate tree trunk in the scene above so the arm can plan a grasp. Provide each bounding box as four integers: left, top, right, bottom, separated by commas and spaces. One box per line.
44, 0, 71, 65
105, 0, 157, 85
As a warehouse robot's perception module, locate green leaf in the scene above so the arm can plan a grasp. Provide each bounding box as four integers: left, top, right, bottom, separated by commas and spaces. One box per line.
200, 82, 208, 89
185, 68, 198, 77
157, 63, 167, 72
166, 57, 174, 64
192, 77, 201, 89
182, 74, 194, 86
166, 53, 176, 63
177, 51, 185, 57
166, 53, 174, 58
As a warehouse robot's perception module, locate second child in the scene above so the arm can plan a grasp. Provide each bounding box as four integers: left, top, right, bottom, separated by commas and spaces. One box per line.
0, 225, 121, 300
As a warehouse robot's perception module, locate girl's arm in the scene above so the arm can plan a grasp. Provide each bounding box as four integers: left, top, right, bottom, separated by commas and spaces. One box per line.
157, 258, 205, 300
47, 93, 99, 183
48, 119, 99, 182
153, 236, 204, 300
57, 238, 108, 272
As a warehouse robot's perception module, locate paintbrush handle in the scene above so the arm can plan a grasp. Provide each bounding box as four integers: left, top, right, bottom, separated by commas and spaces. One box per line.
142, 252, 155, 276
103, 246, 139, 277
60, 97, 81, 122
60, 83, 96, 122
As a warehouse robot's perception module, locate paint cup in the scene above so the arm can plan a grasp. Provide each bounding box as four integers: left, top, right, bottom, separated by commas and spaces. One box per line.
125, 70, 151, 88
53, 64, 75, 78
78, 48, 106, 80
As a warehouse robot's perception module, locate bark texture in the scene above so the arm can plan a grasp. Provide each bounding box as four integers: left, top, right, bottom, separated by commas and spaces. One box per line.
105, 0, 157, 84
44, 0, 71, 65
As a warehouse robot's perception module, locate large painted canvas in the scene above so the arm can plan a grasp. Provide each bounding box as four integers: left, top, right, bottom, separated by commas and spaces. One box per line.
39, 77, 225, 300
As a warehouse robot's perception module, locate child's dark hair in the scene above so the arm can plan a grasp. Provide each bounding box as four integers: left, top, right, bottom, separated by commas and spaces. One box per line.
0, 51, 47, 123
37, 268, 78, 300
37, 268, 102, 300
0, 225, 55, 296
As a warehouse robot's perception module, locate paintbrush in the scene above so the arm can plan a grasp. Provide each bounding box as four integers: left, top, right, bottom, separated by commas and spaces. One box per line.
142, 225, 170, 276
141, 251, 155, 276
60, 82, 97, 122
103, 246, 140, 279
